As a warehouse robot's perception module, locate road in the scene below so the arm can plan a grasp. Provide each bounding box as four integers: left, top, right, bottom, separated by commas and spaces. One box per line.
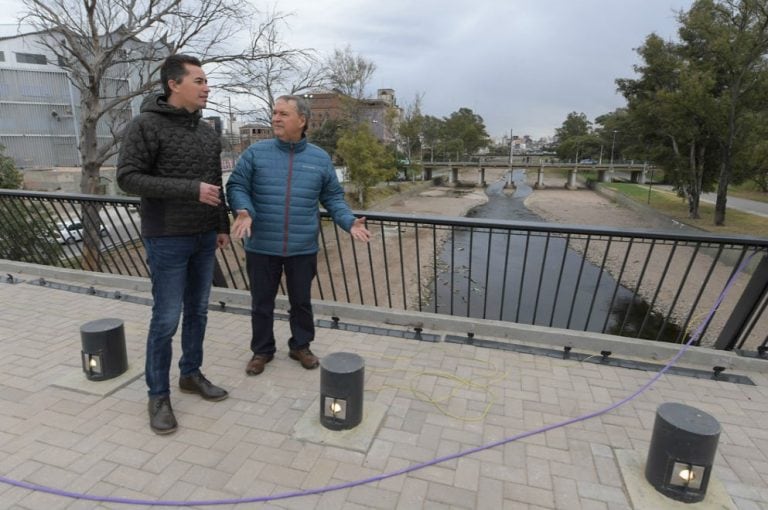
652, 185, 768, 219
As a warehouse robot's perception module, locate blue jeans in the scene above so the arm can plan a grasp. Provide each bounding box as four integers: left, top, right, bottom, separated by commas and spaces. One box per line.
144, 230, 217, 397
246, 252, 317, 356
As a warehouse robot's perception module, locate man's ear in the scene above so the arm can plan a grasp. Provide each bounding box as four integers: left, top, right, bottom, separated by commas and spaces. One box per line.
167, 79, 180, 94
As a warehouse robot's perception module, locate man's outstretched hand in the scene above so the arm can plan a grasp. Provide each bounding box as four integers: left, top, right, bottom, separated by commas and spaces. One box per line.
231, 210, 252, 239
350, 217, 371, 242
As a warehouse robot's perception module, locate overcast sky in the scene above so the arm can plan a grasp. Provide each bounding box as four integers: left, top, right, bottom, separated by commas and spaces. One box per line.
0, 0, 694, 139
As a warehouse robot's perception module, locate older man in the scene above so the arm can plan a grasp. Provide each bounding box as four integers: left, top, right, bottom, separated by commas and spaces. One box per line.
227, 95, 370, 376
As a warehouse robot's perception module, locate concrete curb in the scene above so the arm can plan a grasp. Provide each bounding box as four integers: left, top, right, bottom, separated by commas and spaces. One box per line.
2, 259, 765, 374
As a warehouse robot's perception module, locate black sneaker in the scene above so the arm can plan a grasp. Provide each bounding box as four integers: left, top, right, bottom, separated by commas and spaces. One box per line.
179, 372, 229, 401
148, 395, 177, 435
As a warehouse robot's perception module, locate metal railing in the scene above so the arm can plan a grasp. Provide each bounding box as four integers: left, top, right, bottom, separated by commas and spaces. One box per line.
1, 189, 767, 353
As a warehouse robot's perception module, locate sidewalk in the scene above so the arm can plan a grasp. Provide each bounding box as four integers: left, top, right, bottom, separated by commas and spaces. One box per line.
654, 185, 768, 219
0, 269, 767, 509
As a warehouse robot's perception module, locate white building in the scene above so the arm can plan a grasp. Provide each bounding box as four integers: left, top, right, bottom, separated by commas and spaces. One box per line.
0, 24, 152, 169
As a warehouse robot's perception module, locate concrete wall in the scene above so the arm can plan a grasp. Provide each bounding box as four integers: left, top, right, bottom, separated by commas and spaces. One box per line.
22, 166, 119, 195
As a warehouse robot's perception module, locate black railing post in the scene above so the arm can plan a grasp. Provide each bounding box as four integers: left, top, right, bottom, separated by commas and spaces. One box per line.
714, 255, 768, 350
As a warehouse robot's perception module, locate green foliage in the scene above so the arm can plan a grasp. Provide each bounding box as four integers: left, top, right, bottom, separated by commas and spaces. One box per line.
420, 115, 443, 161
0, 200, 63, 264
398, 94, 424, 161
439, 108, 490, 160
555, 112, 591, 141
554, 112, 601, 161
616, 0, 768, 224
0, 146, 63, 263
0, 145, 23, 190
335, 124, 394, 206
308, 118, 348, 160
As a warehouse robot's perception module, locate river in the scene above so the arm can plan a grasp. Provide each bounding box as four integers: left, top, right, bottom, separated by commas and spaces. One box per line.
427, 170, 685, 342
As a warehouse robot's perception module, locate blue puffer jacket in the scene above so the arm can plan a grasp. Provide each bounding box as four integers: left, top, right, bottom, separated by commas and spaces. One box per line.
226, 137, 356, 256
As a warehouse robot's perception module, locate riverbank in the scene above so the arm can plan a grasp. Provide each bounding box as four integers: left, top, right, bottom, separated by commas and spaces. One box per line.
360, 172, 762, 350
522, 177, 763, 349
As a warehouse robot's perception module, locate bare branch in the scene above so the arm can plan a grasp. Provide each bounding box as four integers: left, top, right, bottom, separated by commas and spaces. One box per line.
16, 0, 293, 194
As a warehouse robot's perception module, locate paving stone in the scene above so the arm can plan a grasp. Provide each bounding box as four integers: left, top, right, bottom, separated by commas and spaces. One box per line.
1, 278, 768, 509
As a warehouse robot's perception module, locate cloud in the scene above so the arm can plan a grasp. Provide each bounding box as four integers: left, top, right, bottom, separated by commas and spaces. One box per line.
1, 0, 694, 139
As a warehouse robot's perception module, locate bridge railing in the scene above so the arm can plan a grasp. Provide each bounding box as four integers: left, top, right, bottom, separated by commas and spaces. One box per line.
1, 189, 766, 353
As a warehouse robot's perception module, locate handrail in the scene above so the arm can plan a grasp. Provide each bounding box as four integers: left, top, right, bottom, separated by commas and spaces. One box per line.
1, 189, 766, 352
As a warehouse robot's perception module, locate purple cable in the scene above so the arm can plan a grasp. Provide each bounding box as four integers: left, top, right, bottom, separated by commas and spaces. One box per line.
0, 252, 757, 506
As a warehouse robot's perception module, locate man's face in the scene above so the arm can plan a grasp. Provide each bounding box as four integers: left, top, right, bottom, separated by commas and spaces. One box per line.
167, 64, 209, 112
272, 99, 305, 142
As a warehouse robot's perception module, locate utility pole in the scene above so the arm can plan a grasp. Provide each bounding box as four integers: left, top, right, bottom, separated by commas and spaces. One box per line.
509, 128, 514, 165
609, 130, 618, 172
228, 96, 234, 138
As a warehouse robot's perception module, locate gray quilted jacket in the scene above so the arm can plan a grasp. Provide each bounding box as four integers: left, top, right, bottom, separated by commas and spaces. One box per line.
116, 93, 229, 237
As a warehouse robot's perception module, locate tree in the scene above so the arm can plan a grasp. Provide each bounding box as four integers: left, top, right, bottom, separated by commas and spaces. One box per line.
0, 145, 23, 189
308, 118, 347, 160
398, 93, 425, 163
325, 45, 377, 124
740, 111, 768, 191
0, 146, 63, 263
677, 0, 768, 225
441, 108, 490, 160
217, 12, 325, 125
554, 112, 600, 161
617, 0, 768, 225
555, 112, 592, 142
617, 33, 721, 219
335, 125, 393, 206
19, 0, 289, 268
326, 45, 376, 100
420, 115, 443, 162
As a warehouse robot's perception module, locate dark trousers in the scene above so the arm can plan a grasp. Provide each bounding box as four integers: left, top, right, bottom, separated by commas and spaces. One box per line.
144, 230, 217, 396
246, 252, 317, 356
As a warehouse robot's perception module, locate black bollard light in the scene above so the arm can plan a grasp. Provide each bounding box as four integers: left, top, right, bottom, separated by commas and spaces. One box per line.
645, 402, 721, 503
80, 318, 128, 381
319, 352, 364, 430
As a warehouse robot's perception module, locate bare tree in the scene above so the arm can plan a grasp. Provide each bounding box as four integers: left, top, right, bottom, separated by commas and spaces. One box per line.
326, 45, 376, 100
398, 93, 425, 162
19, 0, 289, 269
216, 12, 326, 125
325, 45, 376, 123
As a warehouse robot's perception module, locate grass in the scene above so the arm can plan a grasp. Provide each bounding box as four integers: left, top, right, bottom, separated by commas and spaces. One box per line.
729, 181, 768, 203
603, 182, 768, 237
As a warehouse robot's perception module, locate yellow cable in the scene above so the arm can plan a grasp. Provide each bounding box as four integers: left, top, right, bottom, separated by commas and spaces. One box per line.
363, 349, 509, 422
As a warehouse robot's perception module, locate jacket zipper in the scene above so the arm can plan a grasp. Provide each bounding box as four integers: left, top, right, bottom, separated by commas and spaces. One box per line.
282, 147, 294, 256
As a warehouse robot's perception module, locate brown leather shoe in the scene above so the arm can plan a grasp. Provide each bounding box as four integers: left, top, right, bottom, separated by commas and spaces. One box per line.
289, 347, 319, 369
246, 354, 274, 376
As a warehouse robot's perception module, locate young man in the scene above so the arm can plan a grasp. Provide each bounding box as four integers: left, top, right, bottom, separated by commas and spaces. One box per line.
227, 95, 371, 376
117, 54, 230, 435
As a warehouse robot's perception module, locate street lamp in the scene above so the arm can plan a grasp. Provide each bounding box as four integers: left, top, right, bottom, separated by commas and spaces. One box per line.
509, 128, 514, 165
609, 129, 619, 174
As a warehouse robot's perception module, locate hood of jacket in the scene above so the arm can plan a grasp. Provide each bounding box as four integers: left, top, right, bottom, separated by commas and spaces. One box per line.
140, 92, 202, 123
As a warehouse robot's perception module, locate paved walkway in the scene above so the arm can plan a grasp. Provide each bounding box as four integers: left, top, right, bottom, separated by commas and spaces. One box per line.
653, 185, 768, 219
1, 271, 767, 509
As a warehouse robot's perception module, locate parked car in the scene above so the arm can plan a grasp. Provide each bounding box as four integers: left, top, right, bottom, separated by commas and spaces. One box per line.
54, 220, 108, 244
579, 158, 597, 165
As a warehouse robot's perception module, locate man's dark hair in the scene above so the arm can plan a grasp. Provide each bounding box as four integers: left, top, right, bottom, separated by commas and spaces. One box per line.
161, 54, 202, 98
277, 95, 312, 136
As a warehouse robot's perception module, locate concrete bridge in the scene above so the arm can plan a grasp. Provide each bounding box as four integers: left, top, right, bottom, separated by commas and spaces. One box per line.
419, 161, 653, 188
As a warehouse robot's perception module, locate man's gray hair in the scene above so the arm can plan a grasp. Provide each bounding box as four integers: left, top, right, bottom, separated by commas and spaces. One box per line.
277, 95, 311, 135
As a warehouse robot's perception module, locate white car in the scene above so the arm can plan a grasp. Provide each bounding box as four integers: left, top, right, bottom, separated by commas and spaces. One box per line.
54, 220, 108, 244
